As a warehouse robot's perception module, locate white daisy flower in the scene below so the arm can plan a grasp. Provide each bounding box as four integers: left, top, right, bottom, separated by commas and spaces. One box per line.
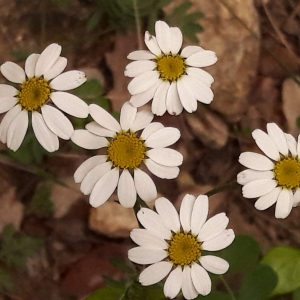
128, 195, 235, 300
125, 20, 217, 116
71, 101, 183, 208
238, 122, 300, 219
0, 43, 88, 152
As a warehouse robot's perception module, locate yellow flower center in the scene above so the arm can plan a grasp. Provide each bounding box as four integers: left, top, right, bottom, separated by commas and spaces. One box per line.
274, 157, 300, 189
107, 132, 146, 169
156, 55, 186, 81
18, 77, 51, 111
168, 232, 201, 266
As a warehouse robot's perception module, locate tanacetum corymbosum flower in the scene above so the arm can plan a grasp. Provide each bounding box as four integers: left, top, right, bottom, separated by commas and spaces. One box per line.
71, 101, 183, 208
238, 122, 300, 218
0, 43, 88, 152
128, 195, 235, 300
125, 20, 217, 116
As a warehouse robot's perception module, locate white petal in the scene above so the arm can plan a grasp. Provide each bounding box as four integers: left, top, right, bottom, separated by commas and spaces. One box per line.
199, 213, 229, 241
50, 92, 89, 118
130, 110, 154, 132
297, 135, 300, 158
50, 70, 87, 90
35, 43, 62, 77
89, 103, 121, 132
80, 162, 112, 195
242, 179, 277, 198
43, 57, 67, 81
181, 46, 204, 58
180, 194, 196, 232
139, 261, 172, 285
128, 71, 160, 95
202, 229, 235, 251
155, 197, 180, 232
32, 111, 59, 152
200, 256, 229, 275
118, 169, 136, 208
144, 32, 161, 56
141, 122, 164, 140
144, 159, 180, 179
152, 81, 169, 116
147, 148, 183, 167
191, 263, 211, 296
166, 81, 183, 115
127, 50, 156, 60
285, 133, 297, 156
128, 246, 167, 265
85, 121, 115, 138
41, 105, 73, 140
125, 60, 156, 77
191, 195, 209, 236
130, 228, 168, 249
164, 267, 182, 299
0, 105, 21, 143
275, 189, 293, 219
134, 168, 157, 202
74, 155, 107, 183
7, 110, 28, 151
182, 266, 198, 300
120, 101, 137, 131
185, 50, 218, 67
238, 152, 274, 171
186, 67, 214, 87
89, 168, 119, 207
170, 27, 182, 54
71, 129, 107, 149
25, 54, 39, 78
254, 187, 281, 210
0, 62, 26, 83
145, 127, 180, 148
155, 20, 172, 54
130, 80, 160, 108
177, 76, 198, 113
0, 97, 17, 114
0, 84, 18, 97
237, 169, 274, 185
137, 207, 171, 240
293, 189, 300, 207
267, 123, 288, 156
252, 129, 280, 161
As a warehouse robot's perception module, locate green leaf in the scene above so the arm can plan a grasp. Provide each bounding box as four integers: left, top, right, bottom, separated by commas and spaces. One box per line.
214, 235, 261, 274
109, 259, 135, 274
238, 264, 277, 300
261, 246, 300, 295
293, 287, 300, 300
195, 291, 232, 299
86, 286, 124, 300
296, 116, 300, 129
73, 79, 103, 99
0, 225, 44, 268
0, 267, 13, 291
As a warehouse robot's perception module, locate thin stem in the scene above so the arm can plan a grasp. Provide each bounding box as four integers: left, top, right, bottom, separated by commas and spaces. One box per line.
132, 0, 143, 50
220, 275, 236, 300
205, 180, 239, 197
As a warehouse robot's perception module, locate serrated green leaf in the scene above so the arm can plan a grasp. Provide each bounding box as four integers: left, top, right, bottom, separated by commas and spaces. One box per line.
261, 246, 300, 295
195, 291, 232, 300
86, 286, 124, 300
238, 264, 277, 300
213, 235, 261, 274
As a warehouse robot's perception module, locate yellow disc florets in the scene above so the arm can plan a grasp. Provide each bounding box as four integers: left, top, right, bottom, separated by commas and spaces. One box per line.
168, 232, 202, 266
18, 77, 51, 111
107, 131, 146, 169
274, 157, 300, 189
156, 55, 186, 81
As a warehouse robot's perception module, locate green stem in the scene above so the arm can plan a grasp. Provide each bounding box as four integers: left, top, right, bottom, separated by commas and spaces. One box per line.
205, 180, 239, 197
132, 0, 143, 50
220, 275, 236, 300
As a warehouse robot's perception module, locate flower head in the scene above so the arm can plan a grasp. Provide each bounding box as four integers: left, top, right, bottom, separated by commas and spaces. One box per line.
238, 122, 300, 218
0, 43, 88, 152
71, 101, 183, 208
128, 195, 234, 300
125, 20, 217, 116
